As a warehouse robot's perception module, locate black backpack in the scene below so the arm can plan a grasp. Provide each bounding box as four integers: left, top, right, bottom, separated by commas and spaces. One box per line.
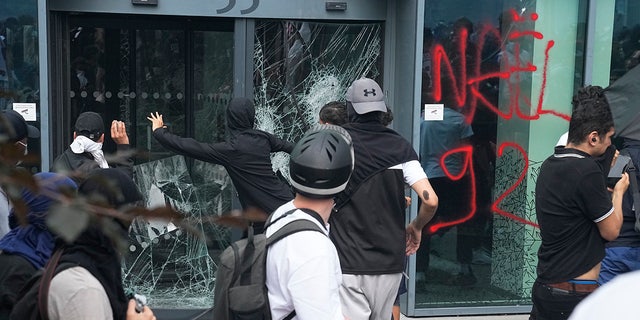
212, 208, 325, 320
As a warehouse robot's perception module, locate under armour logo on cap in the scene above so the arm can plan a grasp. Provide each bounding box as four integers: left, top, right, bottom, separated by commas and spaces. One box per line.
346, 78, 386, 114
363, 89, 376, 97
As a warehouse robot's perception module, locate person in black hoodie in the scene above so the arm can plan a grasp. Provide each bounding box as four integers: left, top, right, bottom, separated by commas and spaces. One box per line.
147, 97, 295, 232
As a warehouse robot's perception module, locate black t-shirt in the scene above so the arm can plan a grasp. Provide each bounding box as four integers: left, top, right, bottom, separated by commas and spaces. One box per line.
535, 147, 614, 283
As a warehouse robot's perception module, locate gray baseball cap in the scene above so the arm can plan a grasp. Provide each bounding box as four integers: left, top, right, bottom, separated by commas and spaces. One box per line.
345, 77, 387, 114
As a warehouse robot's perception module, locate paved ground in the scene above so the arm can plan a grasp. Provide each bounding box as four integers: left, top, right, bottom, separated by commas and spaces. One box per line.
401, 314, 528, 320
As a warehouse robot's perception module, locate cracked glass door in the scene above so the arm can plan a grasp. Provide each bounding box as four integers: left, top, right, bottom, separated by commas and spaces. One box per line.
67, 16, 233, 308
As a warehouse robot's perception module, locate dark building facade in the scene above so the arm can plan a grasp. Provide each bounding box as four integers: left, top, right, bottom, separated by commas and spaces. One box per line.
1, 0, 638, 317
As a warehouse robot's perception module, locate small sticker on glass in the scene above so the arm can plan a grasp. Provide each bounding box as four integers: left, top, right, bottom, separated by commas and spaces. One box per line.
424, 104, 444, 121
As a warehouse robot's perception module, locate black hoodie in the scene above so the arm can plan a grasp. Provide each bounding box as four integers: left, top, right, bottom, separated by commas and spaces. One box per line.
153, 97, 295, 217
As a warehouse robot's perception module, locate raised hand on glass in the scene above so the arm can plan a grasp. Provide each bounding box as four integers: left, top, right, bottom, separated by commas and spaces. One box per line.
147, 112, 166, 131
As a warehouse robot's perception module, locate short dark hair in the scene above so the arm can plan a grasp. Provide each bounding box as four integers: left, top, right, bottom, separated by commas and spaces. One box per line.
319, 101, 347, 126
567, 85, 614, 145
380, 106, 394, 126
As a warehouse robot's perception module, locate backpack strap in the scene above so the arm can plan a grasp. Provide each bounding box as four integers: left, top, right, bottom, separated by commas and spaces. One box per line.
621, 150, 640, 232
265, 208, 326, 320
235, 225, 256, 286
236, 209, 326, 285
37, 248, 63, 320
36, 249, 78, 320
266, 209, 326, 246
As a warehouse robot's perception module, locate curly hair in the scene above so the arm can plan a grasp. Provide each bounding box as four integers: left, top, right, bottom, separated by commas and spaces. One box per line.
319, 101, 347, 126
567, 85, 614, 145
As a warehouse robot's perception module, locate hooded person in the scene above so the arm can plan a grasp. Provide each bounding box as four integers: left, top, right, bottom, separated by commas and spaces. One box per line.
147, 97, 295, 232
11, 169, 148, 320
0, 172, 77, 317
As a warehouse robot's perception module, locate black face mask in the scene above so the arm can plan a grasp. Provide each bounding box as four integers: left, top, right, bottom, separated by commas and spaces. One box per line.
595, 144, 617, 176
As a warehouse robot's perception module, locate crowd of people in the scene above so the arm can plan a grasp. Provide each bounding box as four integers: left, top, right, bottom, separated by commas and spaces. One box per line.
0, 110, 154, 319
0, 72, 638, 320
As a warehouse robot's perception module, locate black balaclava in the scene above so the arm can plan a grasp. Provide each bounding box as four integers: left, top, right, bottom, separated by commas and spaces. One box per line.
58, 168, 142, 320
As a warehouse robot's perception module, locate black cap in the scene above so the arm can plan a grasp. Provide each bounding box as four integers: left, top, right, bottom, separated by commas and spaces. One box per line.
74, 112, 104, 140
0, 110, 40, 141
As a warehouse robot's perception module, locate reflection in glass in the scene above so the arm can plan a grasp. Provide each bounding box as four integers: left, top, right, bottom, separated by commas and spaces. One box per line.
1, 1, 40, 171
609, 1, 640, 83
0, 2, 39, 110
136, 29, 186, 160
193, 30, 233, 143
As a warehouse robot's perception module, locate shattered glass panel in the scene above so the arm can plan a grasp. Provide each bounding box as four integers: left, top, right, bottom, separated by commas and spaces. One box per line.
254, 21, 384, 178
121, 21, 383, 310
123, 156, 232, 308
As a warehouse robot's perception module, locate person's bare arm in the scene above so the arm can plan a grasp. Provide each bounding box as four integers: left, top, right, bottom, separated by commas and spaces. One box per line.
597, 172, 629, 241
406, 178, 438, 255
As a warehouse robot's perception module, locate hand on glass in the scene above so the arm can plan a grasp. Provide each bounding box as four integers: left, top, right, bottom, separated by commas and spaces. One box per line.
147, 112, 166, 131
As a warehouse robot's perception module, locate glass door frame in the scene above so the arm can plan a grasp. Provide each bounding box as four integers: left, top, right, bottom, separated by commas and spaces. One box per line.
48, 13, 235, 163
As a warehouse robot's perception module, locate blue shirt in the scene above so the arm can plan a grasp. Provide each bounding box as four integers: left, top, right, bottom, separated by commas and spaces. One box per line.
419, 107, 473, 178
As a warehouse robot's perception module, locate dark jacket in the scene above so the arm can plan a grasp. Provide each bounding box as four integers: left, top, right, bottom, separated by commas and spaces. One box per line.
0, 253, 36, 319
153, 97, 294, 216
0, 173, 77, 318
51, 144, 134, 180
331, 114, 418, 274
608, 139, 640, 247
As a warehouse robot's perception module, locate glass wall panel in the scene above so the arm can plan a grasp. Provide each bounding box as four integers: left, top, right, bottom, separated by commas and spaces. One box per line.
1, 0, 40, 171
193, 30, 233, 143
135, 29, 186, 159
416, 0, 587, 312
67, 17, 234, 309
253, 21, 383, 176
610, 0, 640, 83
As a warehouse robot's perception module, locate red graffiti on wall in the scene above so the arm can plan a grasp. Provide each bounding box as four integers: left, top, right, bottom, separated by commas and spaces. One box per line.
427, 142, 539, 234
426, 9, 564, 231
432, 10, 570, 123
428, 145, 476, 234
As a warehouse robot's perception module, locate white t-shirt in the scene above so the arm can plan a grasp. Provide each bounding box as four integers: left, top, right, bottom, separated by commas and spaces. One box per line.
48, 266, 112, 320
389, 160, 428, 186
266, 200, 343, 320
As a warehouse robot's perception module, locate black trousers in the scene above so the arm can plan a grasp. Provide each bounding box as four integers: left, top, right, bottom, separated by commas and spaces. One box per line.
530, 281, 591, 320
